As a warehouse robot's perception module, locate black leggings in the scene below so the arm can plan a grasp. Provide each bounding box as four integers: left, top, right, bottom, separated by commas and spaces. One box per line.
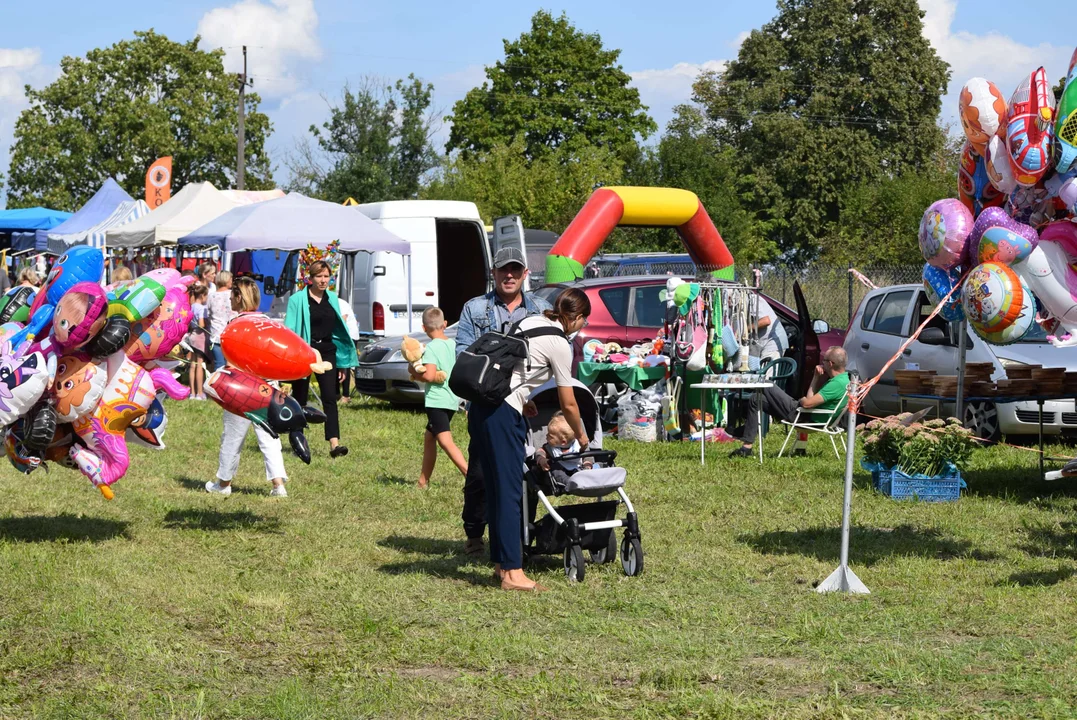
291, 340, 340, 441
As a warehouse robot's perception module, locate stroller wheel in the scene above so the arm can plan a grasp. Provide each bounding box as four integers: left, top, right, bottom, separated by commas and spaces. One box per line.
589, 531, 618, 565
564, 545, 586, 583
620, 537, 644, 577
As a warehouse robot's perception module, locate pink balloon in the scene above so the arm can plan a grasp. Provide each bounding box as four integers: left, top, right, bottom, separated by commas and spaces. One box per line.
920, 199, 974, 269
967, 206, 1038, 266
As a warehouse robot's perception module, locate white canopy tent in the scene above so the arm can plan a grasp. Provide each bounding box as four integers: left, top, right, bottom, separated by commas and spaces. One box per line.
105, 182, 243, 248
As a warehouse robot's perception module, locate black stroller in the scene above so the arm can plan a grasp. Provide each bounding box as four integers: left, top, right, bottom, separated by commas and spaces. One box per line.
522, 379, 644, 583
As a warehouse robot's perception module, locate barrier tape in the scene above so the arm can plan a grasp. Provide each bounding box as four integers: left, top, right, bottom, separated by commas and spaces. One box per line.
855, 410, 1066, 459
848, 268, 878, 290
849, 275, 965, 414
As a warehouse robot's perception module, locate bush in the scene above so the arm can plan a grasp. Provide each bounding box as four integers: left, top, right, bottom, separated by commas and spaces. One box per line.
860, 414, 975, 477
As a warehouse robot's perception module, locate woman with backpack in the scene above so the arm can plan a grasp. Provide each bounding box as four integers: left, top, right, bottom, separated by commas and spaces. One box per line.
467, 288, 593, 592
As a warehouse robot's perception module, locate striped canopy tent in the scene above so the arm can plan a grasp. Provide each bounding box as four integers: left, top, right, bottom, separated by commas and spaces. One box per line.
48, 198, 149, 254
39, 178, 132, 253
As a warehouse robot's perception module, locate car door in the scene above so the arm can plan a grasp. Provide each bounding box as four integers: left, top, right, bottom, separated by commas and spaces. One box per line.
492, 215, 529, 291
855, 288, 915, 413
902, 289, 962, 379
791, 281, 821, 399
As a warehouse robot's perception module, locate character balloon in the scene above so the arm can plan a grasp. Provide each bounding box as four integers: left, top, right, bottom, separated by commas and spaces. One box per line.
986, 134, 1018, 195
962, 262, 1028, 337
959, 77, 1007, 157
221, 315, 332, 381
0, 286, 35, 324
923, 264, 965, 322
1005, 67, 1055, 188
968, 207, 1038, 265
958, 142, 1005, 217
919, 199, 974, 270
10, 247, 104, 349
1015, 221, 1077, 346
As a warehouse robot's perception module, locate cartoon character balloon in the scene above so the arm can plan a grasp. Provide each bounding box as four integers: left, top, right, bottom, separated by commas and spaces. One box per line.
923, 264, 964, 322
52, 282, 108, 352
962, 262, 1028, 337
959, 77, 1007, 157
205, 367, 326, 464
51, 353, 108, 423
0, 286, 36, 324
919, 199, 974, 270
1005, 67, 1055, 188
125, 275, 195, 364
958, 142, 1005, 217
0, 341, 50, 427
221, 315, 332, 381
1015, 221, 1077, 346
1054, 73, 1077, 175
986, 134, 1017, 195
9, 246, 104, 349
968, 207, 1038, 266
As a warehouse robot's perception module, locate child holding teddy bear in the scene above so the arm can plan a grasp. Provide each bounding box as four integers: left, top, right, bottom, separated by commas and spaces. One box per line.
406, 307, 468, 488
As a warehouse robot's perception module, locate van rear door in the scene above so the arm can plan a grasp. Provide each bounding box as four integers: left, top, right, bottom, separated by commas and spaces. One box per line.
492, 215, 529, 291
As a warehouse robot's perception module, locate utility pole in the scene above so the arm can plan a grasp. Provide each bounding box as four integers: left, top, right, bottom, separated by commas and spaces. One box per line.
236, 45, 254, 190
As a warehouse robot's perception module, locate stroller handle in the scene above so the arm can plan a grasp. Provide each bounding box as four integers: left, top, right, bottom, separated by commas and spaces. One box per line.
555, 449, 617, 463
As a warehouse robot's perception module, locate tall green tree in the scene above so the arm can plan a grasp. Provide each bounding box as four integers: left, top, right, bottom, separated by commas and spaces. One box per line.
689, 0, 950, 260
286, 75, 439, 203
5, 30, 273, 210
422, 138, 623, 232
446, 10, 656, 162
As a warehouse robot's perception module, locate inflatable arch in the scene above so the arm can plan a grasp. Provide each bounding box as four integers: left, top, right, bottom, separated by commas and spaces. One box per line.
545, 186, 735, 283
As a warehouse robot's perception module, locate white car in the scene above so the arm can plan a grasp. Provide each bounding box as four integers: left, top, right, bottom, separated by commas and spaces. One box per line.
844, 283, 1077, 441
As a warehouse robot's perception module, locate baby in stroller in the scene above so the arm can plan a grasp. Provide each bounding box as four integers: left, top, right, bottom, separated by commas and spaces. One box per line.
534, 412, 594, 487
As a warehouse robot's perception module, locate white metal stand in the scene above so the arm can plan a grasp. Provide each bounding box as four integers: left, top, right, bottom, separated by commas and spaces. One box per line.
817, 377, 870, 594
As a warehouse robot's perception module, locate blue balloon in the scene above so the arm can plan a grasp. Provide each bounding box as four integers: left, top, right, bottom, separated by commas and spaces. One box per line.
7, 246, 104, 350
923, 264, 964, 322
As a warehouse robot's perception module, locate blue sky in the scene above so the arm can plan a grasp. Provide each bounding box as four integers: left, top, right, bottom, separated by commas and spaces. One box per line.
1, 0, 1075, 201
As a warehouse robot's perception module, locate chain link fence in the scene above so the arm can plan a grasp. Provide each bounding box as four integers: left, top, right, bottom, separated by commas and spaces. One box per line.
534, 258, 923, 331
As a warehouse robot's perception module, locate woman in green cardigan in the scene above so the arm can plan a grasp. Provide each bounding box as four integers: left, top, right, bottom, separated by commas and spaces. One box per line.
285, 260, 359, 458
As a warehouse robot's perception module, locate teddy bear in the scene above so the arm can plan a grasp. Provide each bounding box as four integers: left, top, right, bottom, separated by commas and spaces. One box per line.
401, 336, 447, 383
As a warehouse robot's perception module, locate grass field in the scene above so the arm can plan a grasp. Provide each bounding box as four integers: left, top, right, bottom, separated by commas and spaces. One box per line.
3, 396, 1077, 719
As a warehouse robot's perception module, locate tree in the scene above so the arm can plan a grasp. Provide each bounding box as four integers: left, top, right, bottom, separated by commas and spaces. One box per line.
688, 0, 951, 260
445, 10, 656, 162
422, 138, 623, 232
5, 30, 273, 210
285, 75, 439, 203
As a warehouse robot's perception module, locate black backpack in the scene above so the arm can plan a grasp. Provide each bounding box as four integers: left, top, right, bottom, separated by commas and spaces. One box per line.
449, 319, 566, 406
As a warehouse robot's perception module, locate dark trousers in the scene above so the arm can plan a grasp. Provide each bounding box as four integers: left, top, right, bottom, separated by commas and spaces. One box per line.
462, 438, 486, 540
291, 340, 340, 441
743, 385, 800, 445
469, 401, 527, 570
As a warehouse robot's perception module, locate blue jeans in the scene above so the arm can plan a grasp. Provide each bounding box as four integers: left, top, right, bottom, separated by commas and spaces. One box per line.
468, 401, 528, 570
211, 343, 226, 372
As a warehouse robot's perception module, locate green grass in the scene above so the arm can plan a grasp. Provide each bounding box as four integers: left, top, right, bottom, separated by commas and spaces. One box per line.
3, 397, 1077, 718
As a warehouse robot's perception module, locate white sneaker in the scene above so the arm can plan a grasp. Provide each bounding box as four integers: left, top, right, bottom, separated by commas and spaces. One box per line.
205, 481, 232, 496
270, 484, 288, 497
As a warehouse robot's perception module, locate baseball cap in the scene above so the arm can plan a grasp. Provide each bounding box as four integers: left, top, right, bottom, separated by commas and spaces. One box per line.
493, 246, 527, 269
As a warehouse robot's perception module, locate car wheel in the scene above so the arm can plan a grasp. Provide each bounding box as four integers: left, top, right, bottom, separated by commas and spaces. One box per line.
964, 401, 1001, 443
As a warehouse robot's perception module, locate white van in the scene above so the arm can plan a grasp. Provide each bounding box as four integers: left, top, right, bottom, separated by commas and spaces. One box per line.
349, 201, 529, 337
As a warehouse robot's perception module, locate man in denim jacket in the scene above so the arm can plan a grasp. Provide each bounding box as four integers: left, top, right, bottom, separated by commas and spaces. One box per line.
456, 247, 552, 557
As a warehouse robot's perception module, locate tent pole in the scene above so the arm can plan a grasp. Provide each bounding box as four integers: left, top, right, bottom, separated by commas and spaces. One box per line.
406, 254, 413, 333
955, 318, 968, 422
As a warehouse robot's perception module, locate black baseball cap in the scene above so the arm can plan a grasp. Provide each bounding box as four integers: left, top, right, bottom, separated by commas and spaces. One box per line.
493, 247, 527, 269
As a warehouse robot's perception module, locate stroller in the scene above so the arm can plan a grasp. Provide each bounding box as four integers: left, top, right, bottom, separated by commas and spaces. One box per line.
522, 379, 644, 583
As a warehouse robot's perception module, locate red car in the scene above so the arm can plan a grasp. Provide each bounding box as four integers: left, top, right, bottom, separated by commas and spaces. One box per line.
536, 275, 845, 398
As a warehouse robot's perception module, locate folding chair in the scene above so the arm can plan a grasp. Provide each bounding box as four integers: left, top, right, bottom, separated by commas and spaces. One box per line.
778, 390, 849, 459
758, 357, 797, 438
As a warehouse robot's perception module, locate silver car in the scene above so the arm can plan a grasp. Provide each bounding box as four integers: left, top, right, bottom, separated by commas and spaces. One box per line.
844, 283, 1077, 441
354, 324, 459, 405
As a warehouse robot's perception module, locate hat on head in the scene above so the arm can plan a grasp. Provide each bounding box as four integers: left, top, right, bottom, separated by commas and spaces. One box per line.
493, 246, 527, 269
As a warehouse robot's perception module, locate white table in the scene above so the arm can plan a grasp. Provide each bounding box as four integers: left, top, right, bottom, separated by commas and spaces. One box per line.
690, 382, 774, 465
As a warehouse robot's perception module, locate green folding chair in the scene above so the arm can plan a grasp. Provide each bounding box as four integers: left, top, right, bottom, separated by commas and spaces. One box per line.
759, 357, 797, 437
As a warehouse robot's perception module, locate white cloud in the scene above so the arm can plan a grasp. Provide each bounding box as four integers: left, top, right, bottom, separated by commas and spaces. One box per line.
0, 48, 57, 204
197, 0, 322, 98
630, 60, 727, 103
919, 0, 1073, 125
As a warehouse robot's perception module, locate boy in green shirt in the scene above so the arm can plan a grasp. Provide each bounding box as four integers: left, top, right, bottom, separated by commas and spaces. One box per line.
409, 307, 468, 488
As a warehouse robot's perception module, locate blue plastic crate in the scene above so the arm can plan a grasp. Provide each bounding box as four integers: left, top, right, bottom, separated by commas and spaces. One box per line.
862, 461, 965, 502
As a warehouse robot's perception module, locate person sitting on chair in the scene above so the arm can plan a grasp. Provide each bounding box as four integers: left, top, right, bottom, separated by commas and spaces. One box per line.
729, 346, 850, 458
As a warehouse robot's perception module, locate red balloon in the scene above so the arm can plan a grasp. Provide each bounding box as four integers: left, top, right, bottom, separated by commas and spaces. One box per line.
220, 314, 329, 381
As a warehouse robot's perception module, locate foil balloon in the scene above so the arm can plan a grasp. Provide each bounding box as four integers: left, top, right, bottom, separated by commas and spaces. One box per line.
107, 275, 167, 323
52, 353, 107, 423
1006, 67, 1056, 188
1015, 221, 1077, 346
959, 77, 1007, 157
221, 314, 332, 381
962, 262, 1027, 335
923, 265, 964, 322
977, 274, 1035, 346
958, 141, 1005, 217
1008, 183, 1053, 227
986, 134, 1017, 195
126, 396, 168, 450
205, 367, 327, 464
125, 277, 195, 364
968, 207, 1038, 265
52, 282, 108, 352
21, 401, 58, 454
69, 351, 189, 494
85, 316, 131, 358
919, 199, 974, 269
0, 286, 36, 324
11, 246, 104, 349
1054, 75, 1077, 175
0, 341, 50, 427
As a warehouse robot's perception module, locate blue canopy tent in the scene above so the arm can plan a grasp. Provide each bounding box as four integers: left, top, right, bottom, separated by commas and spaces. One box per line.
0, 207, 73, 253
42, 178, 133, 253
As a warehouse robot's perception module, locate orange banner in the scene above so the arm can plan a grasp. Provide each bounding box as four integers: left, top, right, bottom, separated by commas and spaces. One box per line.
145, 157, 172, 208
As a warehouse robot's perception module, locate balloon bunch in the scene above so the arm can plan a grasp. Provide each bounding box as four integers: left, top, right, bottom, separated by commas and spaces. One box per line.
1, 247, 194, 498
296, 239, 341, 292
919, 52, 1077, 348
206, 314, 328, 464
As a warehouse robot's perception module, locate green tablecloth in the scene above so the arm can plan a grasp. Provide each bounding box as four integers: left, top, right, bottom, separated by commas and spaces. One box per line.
576, 362, 668, 390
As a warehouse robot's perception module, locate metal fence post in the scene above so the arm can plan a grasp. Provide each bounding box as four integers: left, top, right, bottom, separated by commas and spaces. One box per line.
847, 262, 854, 328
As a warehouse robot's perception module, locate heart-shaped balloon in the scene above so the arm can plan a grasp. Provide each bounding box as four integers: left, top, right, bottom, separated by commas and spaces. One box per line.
966, 206, 1038, 266
978, 226, 1038, 265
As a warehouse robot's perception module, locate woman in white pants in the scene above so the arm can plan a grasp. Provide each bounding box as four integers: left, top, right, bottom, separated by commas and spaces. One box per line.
205, 277, 289, 497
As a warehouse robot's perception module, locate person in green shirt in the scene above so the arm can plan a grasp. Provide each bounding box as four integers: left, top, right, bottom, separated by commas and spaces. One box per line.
729, 346, 850, 458
409, 307, 468, 488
